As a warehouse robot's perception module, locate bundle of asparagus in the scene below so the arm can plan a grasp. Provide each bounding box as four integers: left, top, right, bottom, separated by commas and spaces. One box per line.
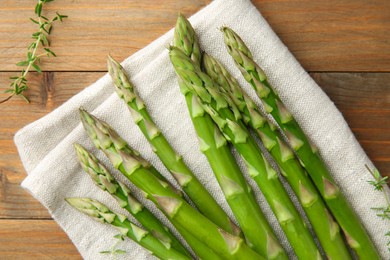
65, 14, 380, 260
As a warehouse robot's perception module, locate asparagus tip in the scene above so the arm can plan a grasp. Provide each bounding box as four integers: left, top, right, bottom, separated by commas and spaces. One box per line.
79, 107, 95, 125
79, 106, 87, 122
177, 12, 185, 19
176, 12, 188, 24
65, 197, 82, 208
107, 53, 114, 62
73, 143, 91, 166
107, 54, 119, 69
107, 54, 119, 79
219, 26, 228, 32
66, 197, 108, 211
201, 52, 212, 68
73, 143, 84, 153
79, 106, 88, 116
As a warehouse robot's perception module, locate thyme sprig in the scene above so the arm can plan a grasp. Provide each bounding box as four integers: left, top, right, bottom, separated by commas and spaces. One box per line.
0, 0, 67, 104
366, 164, 390, 252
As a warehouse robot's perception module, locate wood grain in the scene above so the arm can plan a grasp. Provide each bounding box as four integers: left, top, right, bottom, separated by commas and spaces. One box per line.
254, 0, 390, 72
0, 219, 80, 259
0, 0, 389, 72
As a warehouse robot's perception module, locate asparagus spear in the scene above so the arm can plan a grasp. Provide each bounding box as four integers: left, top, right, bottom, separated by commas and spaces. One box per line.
66, 198, 191, 260
169, 45, 321, 259
74, 143, 190, 256
202, 53, 352, 260
79, 109, 263, 260
107, 55, 240, 237
172, 14, 287, 259
222, 26, 380, 259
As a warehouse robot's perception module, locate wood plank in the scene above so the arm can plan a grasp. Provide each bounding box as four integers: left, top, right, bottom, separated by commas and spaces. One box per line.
0, 219, 80, 259
0, 0, 389, 72
0, 71, 389, 219
255, 0, 390, 72
0, 0, 208, 72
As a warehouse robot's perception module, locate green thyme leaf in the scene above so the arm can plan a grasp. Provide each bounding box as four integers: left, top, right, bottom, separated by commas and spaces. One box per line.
16, 61, 29, 67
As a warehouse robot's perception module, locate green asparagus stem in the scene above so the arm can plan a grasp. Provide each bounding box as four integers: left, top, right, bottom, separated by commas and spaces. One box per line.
202, 53, 352, 260
66, 198, 190, 260
222, 26, 380, 259
170, 45, 321, 259
73, 143, 190, 256
172, 14, 287, 259
79, 109, 263, 260
107, 55, 240, 237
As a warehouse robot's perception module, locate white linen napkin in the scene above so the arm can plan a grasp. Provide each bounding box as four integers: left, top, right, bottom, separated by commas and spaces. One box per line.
15, 0, 389, 258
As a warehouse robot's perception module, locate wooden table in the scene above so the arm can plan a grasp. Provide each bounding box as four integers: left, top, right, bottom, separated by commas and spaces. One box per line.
1, 0, 389, 258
